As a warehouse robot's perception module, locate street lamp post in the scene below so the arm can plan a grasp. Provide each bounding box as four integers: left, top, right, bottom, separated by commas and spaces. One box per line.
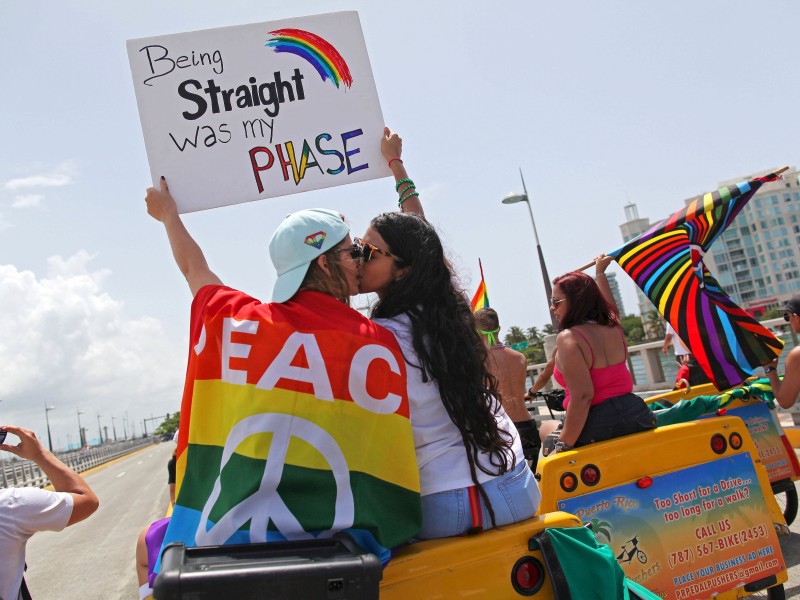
76, 408, 85, 448
111, 416, 118, 442
44, 402, 55, 453
96, 412, 103, 445
502, 168, 558, 328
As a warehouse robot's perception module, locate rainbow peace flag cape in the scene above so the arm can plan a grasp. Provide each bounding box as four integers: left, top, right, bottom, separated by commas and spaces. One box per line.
161, 286, 421, 565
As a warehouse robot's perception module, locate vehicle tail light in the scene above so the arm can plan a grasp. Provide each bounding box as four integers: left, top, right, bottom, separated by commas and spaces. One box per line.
716, 408, 728, 416
711, 434, 727, 454
560, 472, 578, 492
729, 432, 743, 450
511, 556, 545, 595
581, 464, 600, 486
637, 476, 653, 489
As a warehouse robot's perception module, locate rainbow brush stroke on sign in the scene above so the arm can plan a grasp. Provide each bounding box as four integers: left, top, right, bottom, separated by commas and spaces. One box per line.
267, 28, 353, 89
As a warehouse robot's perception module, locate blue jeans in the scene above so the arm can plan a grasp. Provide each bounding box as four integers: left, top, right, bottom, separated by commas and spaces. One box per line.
417, 461, 541, 539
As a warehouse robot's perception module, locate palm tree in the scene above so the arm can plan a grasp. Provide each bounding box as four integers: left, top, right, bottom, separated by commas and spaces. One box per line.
526, 326, 543, 348
644, 310, 665, 340
504, 326, 527, 345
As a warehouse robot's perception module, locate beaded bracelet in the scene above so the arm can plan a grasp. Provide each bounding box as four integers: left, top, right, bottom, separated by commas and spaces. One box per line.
395, 178, 414, 192
399, 191, 419, 207
397, 183, 415, 197
388, 157, 403, 168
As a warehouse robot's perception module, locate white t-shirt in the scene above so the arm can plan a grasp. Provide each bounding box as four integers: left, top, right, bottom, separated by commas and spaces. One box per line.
666, 323, 689, 356
374, 313, 524, 496
0, 487, 73, 600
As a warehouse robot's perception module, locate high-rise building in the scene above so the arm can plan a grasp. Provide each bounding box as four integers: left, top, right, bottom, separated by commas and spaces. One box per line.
602, 272, 626, 317
619, 166, 800, 323
704, 167, 800, 316
619, 203, 662, 337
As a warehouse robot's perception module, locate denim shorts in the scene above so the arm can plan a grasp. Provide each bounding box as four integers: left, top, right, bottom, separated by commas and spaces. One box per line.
417, 461, 542, 540
542, 392, 656, 455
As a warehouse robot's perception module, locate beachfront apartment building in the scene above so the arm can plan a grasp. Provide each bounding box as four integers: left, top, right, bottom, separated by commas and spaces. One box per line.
619, 166, 800, 334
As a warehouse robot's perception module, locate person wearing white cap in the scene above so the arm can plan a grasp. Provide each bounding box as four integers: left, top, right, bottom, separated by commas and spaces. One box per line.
764, 295, 800, 408
140, 175, 421, 583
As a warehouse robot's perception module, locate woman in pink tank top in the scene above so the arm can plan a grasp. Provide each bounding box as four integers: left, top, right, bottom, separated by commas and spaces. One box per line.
540, 256, 656, 456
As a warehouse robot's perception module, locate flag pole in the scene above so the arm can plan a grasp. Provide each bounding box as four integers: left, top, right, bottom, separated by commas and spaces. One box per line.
572, 166, 791, 273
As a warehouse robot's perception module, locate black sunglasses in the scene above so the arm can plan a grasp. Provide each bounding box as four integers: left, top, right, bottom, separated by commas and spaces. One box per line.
0, 430, 6, 445
353, 238, 395, 263
333, 244, 363, 261
784, 312, 795, 322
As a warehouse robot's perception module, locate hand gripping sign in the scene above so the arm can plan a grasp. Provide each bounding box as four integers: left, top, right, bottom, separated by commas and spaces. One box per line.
127, 11, 389, 213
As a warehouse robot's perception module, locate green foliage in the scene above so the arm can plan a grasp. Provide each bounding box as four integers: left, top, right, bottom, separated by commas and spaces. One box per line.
761, 307, 784, 320
156, 412, 180, 436
620, 315, 645, 344
503, 326, 527, 345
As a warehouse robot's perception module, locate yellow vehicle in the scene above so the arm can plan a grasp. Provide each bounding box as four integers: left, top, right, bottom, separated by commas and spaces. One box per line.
537, 414, 788, 599
646, 380, 800, 526
152, 394, 789, 599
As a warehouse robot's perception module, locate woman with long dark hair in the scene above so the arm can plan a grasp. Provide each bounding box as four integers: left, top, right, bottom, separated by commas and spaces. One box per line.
539, 256, 656, 456
354, 131, 541, 539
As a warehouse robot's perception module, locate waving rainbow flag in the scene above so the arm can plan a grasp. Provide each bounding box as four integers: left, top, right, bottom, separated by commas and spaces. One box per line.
609, 170, 785, 390
161, 286, 421, 567
470, 259, 490, 312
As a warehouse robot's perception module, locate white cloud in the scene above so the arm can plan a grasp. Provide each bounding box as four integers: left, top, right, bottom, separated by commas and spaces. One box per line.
0, 252, 186, 445
5, 160, 78, 191
11, 194, 43, 208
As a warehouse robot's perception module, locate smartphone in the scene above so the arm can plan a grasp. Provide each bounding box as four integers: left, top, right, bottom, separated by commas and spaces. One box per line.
0, 430, 6, 445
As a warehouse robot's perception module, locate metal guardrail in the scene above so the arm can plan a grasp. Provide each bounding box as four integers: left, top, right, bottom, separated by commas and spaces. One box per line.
0, 437, 157, 489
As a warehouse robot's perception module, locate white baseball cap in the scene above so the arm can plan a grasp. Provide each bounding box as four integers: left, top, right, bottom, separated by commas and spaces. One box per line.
269, 208, 349, 303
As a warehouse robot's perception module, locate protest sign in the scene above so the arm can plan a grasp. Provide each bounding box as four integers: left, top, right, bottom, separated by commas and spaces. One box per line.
127, 12, 388, 213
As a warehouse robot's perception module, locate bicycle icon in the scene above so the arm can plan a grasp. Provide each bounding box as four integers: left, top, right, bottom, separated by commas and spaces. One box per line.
616, 535, 647, 564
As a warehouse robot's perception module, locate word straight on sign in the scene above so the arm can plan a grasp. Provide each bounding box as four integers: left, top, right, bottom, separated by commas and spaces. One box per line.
127, 11, 389, 213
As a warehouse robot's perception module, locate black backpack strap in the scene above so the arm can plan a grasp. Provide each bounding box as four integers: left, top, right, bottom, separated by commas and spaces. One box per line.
20, 563, 33, 600
528, 530, 572, 600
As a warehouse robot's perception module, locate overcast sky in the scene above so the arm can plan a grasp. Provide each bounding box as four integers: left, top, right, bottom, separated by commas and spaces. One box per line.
1, 1, 797, 449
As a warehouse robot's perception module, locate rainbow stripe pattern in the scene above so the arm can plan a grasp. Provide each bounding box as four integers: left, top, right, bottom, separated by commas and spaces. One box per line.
160, 286, 420, 568
267, 28, 353, 89
609, 171, 784, 390
470, 259, 490, 312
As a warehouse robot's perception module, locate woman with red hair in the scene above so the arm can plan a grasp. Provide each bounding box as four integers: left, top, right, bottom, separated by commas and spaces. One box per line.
540, 255, 656, 455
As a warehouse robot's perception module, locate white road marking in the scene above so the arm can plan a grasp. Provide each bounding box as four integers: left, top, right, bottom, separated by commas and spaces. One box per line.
116, 472, 126, 478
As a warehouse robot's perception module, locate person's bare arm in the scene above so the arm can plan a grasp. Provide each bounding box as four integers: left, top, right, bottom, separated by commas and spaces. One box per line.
662, 332, 673, 354
0, 425, 99, 526
381, 127, 424, 218
766, 348, 800, 409
146, 177, 223, 296
529, 351, 556, 394
554, 331, 594, 448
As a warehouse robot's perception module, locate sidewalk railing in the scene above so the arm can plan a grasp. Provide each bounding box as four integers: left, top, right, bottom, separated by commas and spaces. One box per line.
0, 437, 157, 489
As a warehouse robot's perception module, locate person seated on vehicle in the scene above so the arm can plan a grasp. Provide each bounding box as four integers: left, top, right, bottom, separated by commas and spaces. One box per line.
143, 180, 421, 569
350, 129, 540, 539
539, 255, 656, 455
475, 307, 542, 468
764, 296, 800, 408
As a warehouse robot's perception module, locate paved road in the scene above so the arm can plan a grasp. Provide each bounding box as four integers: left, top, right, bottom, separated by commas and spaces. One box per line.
24, 442, 173, 600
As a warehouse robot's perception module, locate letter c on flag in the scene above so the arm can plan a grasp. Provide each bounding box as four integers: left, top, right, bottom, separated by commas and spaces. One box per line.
348, 345, 402, 414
